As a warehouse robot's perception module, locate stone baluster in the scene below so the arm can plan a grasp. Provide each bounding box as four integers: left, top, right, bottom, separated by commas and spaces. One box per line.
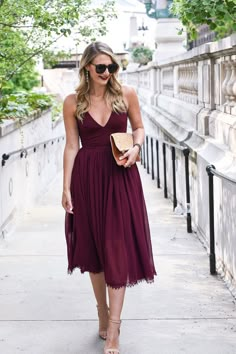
193, 65, 198, 97
133, 72, 139, 87
139, 72, 143, 87
142, 72, 146, 88
126, 72, 138, 88
162, 67, 174, 96
187, 66, 192, 100
222, 61, 232, 105
190, 65, 195, 101
190, 64, 198, 104
182, 67, 186, 99
144, 71, 150, 89
177, 64, 198, 104
184, 66, 189, 98
177, 66, 181, 97
227, 60, 236, 107
178, 66, 184, 100
180, 65, 187, 100
233, 62, 236, 115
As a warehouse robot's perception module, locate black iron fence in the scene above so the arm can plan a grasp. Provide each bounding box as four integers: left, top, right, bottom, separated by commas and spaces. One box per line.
188, 24, 216, 50
141, 135, 236, 276
206, 165, 236, 275
141, 135, 192, 234
1, 135, 65, 167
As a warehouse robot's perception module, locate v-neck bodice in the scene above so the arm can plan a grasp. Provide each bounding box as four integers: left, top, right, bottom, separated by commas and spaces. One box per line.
87, 111, 112, 128
77, 111, 128, 148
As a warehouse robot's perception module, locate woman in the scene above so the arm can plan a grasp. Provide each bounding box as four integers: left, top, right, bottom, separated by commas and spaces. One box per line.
62, 41, 156, 354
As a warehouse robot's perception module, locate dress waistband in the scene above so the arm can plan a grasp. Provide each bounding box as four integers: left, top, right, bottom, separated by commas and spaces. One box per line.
81, 145, 111, 150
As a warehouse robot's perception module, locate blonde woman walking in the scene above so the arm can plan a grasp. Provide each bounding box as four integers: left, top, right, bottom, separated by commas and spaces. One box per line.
62, 41, 156, 354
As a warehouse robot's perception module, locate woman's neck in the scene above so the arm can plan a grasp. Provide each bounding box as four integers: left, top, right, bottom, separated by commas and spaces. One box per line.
89, 83, 106, 99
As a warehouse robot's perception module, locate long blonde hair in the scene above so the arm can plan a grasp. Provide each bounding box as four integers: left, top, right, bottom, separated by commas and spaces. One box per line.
75, 41, 127, 120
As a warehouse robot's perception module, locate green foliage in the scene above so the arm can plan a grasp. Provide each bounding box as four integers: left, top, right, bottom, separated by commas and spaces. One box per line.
51, 100, 63, 122
43, 50, 72, 69
171, 0, 236, 40
1, 59, 40, 95
0, 92, 53, 122
0, 0, 116, 91
131, 46, 153, 65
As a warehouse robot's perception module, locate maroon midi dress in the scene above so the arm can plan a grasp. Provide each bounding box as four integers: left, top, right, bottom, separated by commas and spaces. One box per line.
65, 111, 156, 288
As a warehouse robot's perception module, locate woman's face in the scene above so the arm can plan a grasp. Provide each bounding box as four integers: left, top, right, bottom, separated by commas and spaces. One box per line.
87, 54, 118, 86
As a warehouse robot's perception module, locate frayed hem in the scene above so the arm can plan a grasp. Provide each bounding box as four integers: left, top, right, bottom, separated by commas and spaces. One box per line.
67, 265, 156, 289
67, 265, 103, 275
106, 277, 156, 289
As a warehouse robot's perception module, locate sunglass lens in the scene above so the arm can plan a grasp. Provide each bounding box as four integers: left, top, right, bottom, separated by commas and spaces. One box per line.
95, 64, 106, 74
108, 63, 118, 73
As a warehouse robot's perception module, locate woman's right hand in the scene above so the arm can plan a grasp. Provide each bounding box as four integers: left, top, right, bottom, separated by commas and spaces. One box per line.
62, 190, 73, 214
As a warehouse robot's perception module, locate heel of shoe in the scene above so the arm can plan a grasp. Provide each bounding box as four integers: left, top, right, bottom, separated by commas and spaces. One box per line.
104, 319, 121, 354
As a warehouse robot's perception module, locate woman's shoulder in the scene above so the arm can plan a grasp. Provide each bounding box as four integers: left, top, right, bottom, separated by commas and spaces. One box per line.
63, 93, 77, 118
121, 84, 137, 97
121, 84, 138, 108
63, 92, 77, 106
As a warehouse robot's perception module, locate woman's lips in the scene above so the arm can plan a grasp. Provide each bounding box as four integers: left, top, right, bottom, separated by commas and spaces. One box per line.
99, 76, 109, 81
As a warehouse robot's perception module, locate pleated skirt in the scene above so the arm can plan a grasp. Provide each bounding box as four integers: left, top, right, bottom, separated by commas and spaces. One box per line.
65, 145, 156, 288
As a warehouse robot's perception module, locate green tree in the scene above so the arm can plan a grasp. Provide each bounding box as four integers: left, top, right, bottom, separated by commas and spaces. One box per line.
171, 0, 236, 40
0, 0, 116, 92
43, 50, 72, 69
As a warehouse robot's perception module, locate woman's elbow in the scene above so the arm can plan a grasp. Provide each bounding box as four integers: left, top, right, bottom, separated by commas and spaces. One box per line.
65, 142, 79, 152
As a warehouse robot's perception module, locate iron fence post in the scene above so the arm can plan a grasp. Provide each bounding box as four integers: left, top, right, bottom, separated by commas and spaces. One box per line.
171, 147, 177, 210
151, 137, 154, 180
146, 136, 149, 174
143, 139, 146, 169
183, 148, 192, 233
156, 140, 160, 188
206, 164, 216, 275
141, 144, 143, 165
163, 142, 168, 198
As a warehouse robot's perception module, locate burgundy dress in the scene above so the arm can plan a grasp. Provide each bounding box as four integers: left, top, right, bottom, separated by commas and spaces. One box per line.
65, 111, 156, 288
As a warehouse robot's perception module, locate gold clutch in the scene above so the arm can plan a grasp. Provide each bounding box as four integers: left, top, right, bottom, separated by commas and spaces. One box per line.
110, 132, 141, 166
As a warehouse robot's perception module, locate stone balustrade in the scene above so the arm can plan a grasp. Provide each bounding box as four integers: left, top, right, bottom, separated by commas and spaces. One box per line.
120, 33, 236, 296
177, 63, 198, 104
121, 34, 236, 144
161, 66, 174, 97
220, 59, 236, 114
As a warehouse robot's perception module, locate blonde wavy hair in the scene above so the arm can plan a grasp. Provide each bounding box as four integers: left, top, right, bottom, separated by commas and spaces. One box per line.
75, 41, 127, 120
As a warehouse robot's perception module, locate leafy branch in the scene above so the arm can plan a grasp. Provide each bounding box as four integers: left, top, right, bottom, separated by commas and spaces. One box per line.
171, 0, 236, 40
0, 0, 116, 93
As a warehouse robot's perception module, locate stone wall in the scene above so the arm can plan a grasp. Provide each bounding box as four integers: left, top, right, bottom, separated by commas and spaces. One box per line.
0, 110, 65, 238
120, 33, 236, 295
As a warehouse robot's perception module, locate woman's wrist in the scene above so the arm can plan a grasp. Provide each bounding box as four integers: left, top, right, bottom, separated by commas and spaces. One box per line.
133, 143, 141, 153
63, 187, 71, 194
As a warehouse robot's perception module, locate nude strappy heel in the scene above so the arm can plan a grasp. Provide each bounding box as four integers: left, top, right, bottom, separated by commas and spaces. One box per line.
97, 304, 110, 340
104, 319, 121, 354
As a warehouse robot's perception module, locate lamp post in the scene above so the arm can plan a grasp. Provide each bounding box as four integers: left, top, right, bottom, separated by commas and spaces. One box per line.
138, 20, 149, 46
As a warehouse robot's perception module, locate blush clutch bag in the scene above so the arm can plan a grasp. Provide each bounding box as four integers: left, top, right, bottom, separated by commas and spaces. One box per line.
110, 132, 141, 166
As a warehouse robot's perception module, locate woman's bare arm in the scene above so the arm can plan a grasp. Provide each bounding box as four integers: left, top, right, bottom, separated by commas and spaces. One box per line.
121, 85, 144, 167
62, 94, 80, 213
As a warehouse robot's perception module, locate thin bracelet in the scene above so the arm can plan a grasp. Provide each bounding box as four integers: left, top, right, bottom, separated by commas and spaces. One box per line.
133, 143, 142, 153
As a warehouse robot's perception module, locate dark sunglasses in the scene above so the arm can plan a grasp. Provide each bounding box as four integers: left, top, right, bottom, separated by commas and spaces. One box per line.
91, 63, 119, 74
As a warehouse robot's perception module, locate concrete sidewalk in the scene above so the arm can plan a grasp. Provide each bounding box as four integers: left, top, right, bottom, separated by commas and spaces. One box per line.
0, 165, 236, 354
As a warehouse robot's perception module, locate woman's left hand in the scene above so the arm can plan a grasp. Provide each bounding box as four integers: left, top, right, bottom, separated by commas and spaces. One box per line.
119, 145, 140, 168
